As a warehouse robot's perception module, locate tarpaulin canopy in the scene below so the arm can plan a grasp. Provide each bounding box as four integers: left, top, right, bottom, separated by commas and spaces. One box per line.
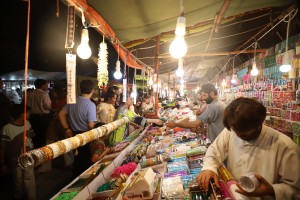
62, 0, 299, 84
0, 69, 66, 81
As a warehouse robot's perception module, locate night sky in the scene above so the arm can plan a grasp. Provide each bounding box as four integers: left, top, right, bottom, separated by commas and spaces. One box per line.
0, 0, 132, 81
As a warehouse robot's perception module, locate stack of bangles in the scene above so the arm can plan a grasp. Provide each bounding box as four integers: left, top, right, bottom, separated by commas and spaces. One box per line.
18, 117, 130, 168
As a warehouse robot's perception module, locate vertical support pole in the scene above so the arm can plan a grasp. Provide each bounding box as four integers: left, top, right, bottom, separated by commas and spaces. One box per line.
155, 35, 160, 117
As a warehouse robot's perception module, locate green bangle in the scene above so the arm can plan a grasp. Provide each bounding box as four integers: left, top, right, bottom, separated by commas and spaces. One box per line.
64, 128, 70, 131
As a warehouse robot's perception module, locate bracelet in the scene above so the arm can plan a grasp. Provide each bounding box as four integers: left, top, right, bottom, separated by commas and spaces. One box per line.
64, 128, 70, 131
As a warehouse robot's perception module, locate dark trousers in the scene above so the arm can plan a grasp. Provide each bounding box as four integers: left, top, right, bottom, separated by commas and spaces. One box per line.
72, 131, 92, 178
29, 113, 52, 148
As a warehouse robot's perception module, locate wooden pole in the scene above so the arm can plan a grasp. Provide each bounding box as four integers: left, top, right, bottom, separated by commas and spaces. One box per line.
158, 49, 266, 58
155, 35, 160, 117
168, 70, 170, 97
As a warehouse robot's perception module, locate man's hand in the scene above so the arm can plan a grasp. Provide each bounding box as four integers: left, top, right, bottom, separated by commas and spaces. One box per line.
196, 170, 219, 192
166, 120, 176, 128
196, 110, 202, 115
65, 129, 73, 137
236, 173, 275, 197
154, 119, 164, 126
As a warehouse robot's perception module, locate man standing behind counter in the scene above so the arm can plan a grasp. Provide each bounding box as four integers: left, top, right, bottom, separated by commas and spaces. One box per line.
166, 83, 226, 142
197, 97, 300, 199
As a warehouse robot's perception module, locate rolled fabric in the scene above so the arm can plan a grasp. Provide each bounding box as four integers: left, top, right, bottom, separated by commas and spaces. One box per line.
218, 165, 235, 183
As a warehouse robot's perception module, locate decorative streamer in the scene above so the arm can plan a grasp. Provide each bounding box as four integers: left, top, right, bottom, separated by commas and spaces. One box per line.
97, 36, 109, 88
66, 54, 76, 104
65, 5, 75, 49
18, 117, 130, 169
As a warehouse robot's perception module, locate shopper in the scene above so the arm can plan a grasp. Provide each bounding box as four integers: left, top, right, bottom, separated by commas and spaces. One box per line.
96, 91, 117, 124
0, 104, 36, 200
141, 95, 154, 114
90, 122, 114, 164
196, 97, 300, 199
58, 79, 97, 177
27, 78, 52, 148
109, 96, 163, 145
166, 83, 226, 142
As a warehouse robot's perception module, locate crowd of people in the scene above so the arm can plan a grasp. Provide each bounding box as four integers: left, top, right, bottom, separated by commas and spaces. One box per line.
0, 79, 299, 199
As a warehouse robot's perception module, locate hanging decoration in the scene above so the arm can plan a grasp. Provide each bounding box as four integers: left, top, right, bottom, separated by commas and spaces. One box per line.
123, 54, 127, 102
97, 36, 109, 88
131, 66, 137, 104
65, 5, 75, 49
66, 54, 76, 104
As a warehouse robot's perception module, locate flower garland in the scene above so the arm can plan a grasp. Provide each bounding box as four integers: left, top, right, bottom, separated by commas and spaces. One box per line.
97, 37, 108, 88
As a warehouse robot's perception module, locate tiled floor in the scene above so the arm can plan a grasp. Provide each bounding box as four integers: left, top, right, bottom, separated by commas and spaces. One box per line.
0, 156, 74, 200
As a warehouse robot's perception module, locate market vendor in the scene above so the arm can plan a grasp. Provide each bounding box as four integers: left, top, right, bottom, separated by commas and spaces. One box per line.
166, 83, 226, 142
109, 96, 163, 145
197, 97, 300, 199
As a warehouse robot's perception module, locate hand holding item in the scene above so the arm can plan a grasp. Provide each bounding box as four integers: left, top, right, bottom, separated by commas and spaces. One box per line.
196, 170, 219, 192
155, 119, 164, 126
166, 120, 176, 128
104, 147, 114, 154
236, 173, 275, 197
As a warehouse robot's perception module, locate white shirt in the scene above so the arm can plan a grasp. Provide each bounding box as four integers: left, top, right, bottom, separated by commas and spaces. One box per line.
202, 125, 300, 200
27, 89, 51, 114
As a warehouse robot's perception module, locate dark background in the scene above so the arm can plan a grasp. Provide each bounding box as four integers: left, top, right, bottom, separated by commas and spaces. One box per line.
0, 0, 135, 81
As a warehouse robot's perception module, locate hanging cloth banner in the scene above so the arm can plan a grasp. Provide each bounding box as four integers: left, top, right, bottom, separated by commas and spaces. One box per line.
65, 5, 75, 49
132, 84, 137, 104
66, 54, 76, 104
123, 79, 127, 102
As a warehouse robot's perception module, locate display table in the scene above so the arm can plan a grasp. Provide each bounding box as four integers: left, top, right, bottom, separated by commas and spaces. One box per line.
51, 125, 150, 200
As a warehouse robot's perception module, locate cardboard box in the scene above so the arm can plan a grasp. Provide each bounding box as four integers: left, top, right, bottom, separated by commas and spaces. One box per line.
123, 167, 158, 200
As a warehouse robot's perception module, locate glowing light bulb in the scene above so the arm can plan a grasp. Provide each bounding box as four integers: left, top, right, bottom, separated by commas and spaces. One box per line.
113, 60, 122, 79
221, 79, 226, 87
149, 76, 153, 86
231, 74, 237, 84
176, 58, 184, 77
279, 52, 291, 72
77, 28, 92, 59
250, 62, 259, 76
170, 36, 187, 58
169, 16, 187, 58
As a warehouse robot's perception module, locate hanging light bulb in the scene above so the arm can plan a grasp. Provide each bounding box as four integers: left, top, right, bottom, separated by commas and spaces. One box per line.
251, 62, 259, 76
169, 5, 187, 59
231, 74, 237, 84
215, 82, 218, 89
250, 42, 259, 76
176, 58, 184, 77
77, 28, 92, 59
114, 60, 122, 79
180, 78, 184, 84
279, 51, 291, 72
131, 84, 137, 98
149, 75, 153, 86
221, 79, 226, 87
280, 13, 292, 73
169, 35, 187, 58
